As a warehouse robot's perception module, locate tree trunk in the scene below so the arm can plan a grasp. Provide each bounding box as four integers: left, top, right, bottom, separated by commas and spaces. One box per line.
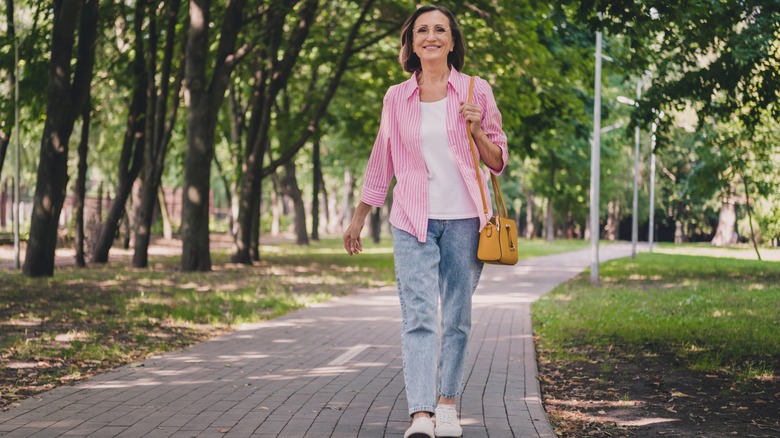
311, 140, 321, 241
604, 199, 621, 241
743, 176, 762, 261
584, 214, 590, 241
1, 179, 7, 230
158, 188, 173, 239
711, 197, 737, 246
674, 220, 684, 244
91, 0, 147, 263
24, 0, 97, 277
181, 0, 248, 271
0, 130, 9, 185
544, 197, 554, 242
225, 84, 245, 239
270, 173, 281, 236
327, 182, 338, 234
281, 161, 308, 246
566, 210, 575, 238
525, 192, 535, 239
341, 170, 355, 232
74, 105, 90, 267
2, 0, 15, 184
127, 178, 142, 248
232, 0, 318, 263
181, 0, 214, 271
320, 171, 332, 234
133, 0, 184, 268
370, 207, 381, 243
250, 186, 261, 261
96, 181, 103, 221
213, 153, 233, 236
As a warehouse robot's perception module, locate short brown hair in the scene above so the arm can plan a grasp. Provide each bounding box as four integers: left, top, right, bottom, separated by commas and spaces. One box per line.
399, 5, 465, 73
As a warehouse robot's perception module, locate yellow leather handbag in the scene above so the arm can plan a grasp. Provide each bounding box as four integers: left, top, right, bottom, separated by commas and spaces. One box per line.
466, 77, 519, 265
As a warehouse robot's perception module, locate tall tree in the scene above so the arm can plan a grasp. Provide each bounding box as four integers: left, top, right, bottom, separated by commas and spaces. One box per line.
0, 0, 15, 182
73, 103, 91, 267
133, 0, 185, 268
280, 160, 308, 245
231, 0, 320, 263
91, 0, 149, 264
311, 139, 321, 241
181, 0, 249, 271
23, 0, 98, 277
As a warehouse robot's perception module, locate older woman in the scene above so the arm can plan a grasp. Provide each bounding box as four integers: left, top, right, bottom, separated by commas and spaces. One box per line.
343, 5, 507, 438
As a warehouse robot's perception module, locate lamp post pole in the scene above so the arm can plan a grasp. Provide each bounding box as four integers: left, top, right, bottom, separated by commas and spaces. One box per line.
648, 120, 658, 254
631, 82, 641, 259
13, 11, 21, 270
590, 28, 603, 285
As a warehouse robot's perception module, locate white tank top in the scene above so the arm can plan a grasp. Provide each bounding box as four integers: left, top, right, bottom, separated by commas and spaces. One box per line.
419, 98, 478, 219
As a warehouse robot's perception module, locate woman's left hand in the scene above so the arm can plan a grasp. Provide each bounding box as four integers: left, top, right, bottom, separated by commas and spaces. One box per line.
459, 102, 483, 136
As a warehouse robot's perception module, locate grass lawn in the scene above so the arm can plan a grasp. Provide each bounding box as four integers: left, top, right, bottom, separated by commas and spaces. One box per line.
0, 236, 585, 409
517, 237, 590, 259
533, 252, 780, 437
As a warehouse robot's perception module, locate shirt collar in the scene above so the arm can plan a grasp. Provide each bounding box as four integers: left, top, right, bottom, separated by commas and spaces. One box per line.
400, 68, 470, 102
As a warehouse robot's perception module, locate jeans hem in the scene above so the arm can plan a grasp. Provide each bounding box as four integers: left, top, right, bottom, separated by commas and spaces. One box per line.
439, 391, 462, 399
408, 406, 437, 417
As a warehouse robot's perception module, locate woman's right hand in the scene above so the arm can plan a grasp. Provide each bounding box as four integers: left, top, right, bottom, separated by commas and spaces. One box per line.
343, 202, 373, 255
343, 220, 364, 256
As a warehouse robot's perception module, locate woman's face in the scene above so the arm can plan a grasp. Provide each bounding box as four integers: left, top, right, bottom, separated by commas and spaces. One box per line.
412, 11, 453, 66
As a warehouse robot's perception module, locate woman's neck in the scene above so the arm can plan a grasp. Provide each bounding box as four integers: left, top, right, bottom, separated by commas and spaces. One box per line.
417, 63, 450, 86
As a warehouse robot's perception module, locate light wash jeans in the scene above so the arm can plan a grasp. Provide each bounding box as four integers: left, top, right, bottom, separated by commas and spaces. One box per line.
392, 218, 483, 416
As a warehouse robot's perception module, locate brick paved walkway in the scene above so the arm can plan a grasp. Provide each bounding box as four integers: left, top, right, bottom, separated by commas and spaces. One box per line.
0, 244, 632, 437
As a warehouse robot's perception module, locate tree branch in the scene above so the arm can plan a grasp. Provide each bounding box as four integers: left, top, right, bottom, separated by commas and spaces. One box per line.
262, 0, 376, 177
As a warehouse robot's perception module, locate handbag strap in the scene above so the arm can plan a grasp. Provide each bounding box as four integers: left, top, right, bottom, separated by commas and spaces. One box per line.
466, 77, 489, 219
466, 77, 508, 219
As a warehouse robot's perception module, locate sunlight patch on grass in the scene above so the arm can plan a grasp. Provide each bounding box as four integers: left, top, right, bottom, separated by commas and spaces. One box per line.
739, 361, 775, 381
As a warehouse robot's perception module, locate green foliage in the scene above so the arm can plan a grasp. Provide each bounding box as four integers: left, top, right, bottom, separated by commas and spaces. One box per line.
575, 0, 780, 132
3, 0, 777, 262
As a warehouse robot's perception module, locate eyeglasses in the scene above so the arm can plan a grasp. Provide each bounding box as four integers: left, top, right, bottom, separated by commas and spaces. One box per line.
413, 25, 449, 38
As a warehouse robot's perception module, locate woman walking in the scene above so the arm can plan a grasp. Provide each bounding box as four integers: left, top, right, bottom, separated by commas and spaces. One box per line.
343, 5, 507, 437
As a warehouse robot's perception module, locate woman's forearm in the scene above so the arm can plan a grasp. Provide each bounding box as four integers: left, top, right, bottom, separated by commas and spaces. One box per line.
473, 129, 504, 172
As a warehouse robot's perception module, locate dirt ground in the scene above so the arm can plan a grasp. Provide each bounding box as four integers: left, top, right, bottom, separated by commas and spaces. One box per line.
538, 345, 780, 438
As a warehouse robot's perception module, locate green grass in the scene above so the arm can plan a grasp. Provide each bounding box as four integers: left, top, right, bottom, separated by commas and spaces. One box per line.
533, 253, 780, 379
515, 238, 590, 260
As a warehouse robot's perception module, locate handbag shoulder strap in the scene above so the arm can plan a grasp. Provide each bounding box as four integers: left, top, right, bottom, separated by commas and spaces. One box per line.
466, 77, 489, 218
466, 77, 508, 218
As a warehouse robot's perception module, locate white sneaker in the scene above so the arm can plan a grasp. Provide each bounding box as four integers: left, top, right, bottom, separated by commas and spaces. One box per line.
404, 415, 435, 438
434, 404, 462, 437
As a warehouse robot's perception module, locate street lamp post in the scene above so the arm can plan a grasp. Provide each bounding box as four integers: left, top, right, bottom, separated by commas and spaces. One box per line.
649, 123, 657, 254
631, 83, 641, 259
13, 11, 21, 269
648, 111, 664, 253
631, 73, 651, 259
590, 28, 603, 286
617, 75, 651, 260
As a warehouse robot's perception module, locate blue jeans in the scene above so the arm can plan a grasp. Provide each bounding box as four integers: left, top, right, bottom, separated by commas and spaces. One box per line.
392, 218, 483, 416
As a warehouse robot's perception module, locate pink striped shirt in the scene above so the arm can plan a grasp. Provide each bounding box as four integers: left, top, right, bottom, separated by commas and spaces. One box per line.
360, 69, 508, 242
